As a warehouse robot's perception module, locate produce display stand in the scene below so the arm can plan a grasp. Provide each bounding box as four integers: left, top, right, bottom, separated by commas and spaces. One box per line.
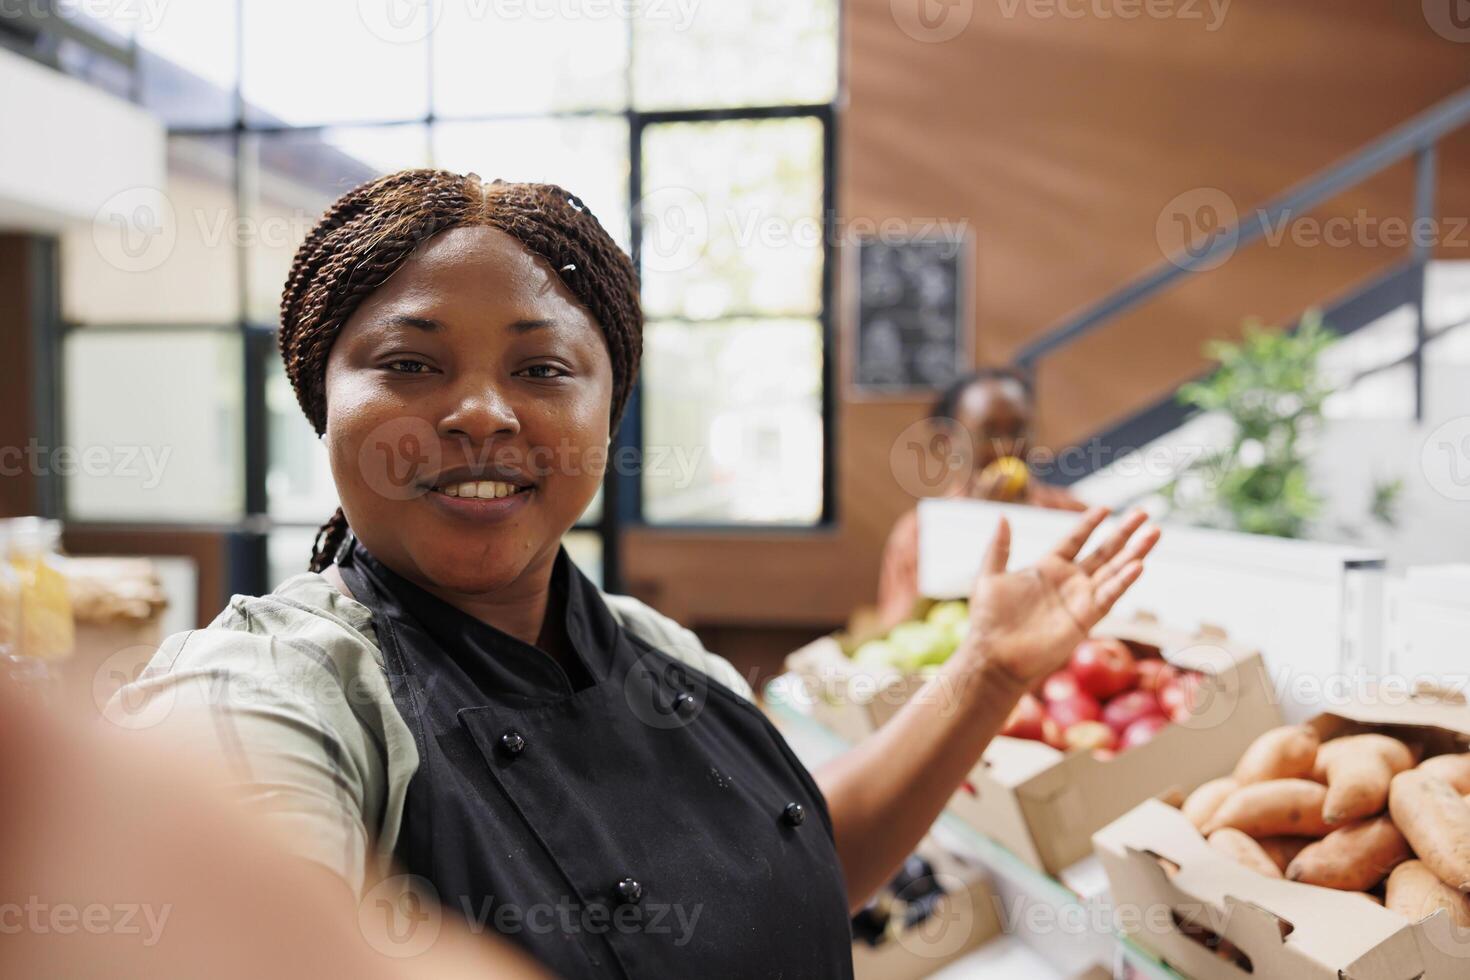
917, 499, 1386, 721
1383, 564, 1470, 682
766, 678, 1186, 980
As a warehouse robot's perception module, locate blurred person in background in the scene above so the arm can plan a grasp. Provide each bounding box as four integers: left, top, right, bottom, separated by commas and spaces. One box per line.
109, 170, 1156, 978
877, 367, 1087, 628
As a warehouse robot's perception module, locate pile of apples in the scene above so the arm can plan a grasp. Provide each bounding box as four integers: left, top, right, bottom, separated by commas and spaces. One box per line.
1001, 637, 1204, 760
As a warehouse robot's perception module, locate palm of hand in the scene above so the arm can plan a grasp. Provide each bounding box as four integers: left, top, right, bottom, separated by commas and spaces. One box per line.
965, 509, 1159, 688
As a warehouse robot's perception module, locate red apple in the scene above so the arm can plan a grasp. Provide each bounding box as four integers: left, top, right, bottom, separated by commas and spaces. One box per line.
1002, 694, 1046, 741
1041, 670, 1081, 703
1119, 714, 1170, 750
1136, 658, 1178, 695
1159, 672, 1204, 722
1069, 638, 1139, 700
1047, 691, 1101, 729
1092, 747, 1117, 762
1101, 689, 1164, 734
1064, 720, 1116, 752
1040, 716, 1067, 750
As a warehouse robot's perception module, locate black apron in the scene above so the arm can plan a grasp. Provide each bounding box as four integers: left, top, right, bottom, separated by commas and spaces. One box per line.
337, 538, 855, 978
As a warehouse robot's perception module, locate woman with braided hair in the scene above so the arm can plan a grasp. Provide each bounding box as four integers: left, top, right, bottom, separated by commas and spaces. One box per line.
116, 169, 1159, 977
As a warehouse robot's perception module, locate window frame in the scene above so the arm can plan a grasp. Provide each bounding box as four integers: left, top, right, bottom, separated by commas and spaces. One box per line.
47, 2, 842, 597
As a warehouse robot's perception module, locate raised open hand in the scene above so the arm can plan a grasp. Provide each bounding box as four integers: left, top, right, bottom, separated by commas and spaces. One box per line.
963, 508, 1160, 689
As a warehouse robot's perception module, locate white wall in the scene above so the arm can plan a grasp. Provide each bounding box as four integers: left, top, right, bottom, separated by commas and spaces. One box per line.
0, 46, 164, 232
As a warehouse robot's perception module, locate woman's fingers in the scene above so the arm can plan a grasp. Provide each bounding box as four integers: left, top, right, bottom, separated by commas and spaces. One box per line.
1094, 560, 1145, 615
1077, 509, 1147, 575
980, 516, 1012, 576
1049, 507, 1111, 561
1091, 524, 1161, 586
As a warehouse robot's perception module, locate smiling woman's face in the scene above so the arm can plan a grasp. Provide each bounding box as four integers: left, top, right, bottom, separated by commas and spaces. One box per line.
322, 224, 613, 596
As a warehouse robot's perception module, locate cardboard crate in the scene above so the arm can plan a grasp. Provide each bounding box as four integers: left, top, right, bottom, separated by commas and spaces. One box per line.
945, 615, 1282, 876
850, 842, 1002, 980
1094, 694, 1470, 980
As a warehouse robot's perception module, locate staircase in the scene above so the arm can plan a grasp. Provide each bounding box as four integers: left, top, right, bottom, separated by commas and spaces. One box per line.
1016, 86, 1470, 566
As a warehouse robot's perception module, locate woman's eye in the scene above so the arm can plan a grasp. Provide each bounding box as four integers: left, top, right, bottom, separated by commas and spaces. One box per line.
385, 359, 431, 374
521, 364, 568, 379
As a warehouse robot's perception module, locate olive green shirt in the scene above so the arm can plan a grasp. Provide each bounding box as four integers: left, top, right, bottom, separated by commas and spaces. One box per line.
108, 572, 754, 897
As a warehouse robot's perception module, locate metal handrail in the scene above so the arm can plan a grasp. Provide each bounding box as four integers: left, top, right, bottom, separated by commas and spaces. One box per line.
1014, 84, 1470, 420
0, 0, 136, 73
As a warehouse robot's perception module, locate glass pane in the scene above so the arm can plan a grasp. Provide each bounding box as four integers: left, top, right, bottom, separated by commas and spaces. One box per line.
62, 135, 239, 325
432, 118, 631, 251
242, 125, 431, 324
136, 2, 238, 127
641, 117, 823, 320
241, 0, 429, 126
563, 531, 604, 590
642, 318, 822, 524
268, 526, 321, 592
633, 0, 838, 110
433, 5, 628, 116
267, 356, 341, 523
63, 329, 244, 522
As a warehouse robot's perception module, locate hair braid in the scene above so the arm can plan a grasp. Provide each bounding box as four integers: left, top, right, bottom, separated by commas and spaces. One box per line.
277, 169, 642, 573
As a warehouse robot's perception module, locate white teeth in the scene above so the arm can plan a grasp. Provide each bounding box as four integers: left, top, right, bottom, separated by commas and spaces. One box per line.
434, 480, 525, 499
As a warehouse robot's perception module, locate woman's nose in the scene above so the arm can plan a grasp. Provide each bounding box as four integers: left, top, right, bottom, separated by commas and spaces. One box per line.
438, 385, 520, 441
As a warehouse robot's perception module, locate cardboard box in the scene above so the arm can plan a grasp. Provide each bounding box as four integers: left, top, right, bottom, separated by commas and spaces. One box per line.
850, 851, 1001, 980
784, 631, 926, 743
946, 615, 1284, 877
788, 612, 1285, 877
1094, 693, 1470, 980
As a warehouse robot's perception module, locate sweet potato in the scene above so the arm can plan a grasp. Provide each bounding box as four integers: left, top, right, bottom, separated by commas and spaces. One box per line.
1419, 752, 1470, 794
1285, 816, 1411, 891
1314, 734, 1415, 824
1182, 777, 1239, 831
1232, 725, 1320, 785
1208, 828, 1283, 878
1386, 861, 1470, 928
1203, 779, 1334, 838
1388, 771, 1470, 892
1256, 836, 1312, 873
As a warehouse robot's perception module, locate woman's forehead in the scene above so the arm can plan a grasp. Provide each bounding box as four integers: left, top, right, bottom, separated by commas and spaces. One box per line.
357, 225, 597, 328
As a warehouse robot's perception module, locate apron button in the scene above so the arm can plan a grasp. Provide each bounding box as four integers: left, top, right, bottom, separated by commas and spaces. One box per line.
500, 730, 526, 755
616, 877, 643, 905
673, 692, 697, 716
782, 802, 806, 827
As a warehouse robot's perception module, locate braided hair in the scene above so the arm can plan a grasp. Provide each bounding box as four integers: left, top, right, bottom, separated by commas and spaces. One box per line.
277, 169, 642, 573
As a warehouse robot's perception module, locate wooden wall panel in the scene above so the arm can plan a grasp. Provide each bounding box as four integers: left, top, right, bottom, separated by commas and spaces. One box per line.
628, 0, 1470, 657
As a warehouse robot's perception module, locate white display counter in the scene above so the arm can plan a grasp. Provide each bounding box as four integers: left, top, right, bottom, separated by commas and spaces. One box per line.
917, 499, 1386, 721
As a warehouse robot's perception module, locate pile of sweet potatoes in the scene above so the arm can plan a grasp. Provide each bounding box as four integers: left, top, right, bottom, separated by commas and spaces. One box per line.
1178, 724, 1470, 928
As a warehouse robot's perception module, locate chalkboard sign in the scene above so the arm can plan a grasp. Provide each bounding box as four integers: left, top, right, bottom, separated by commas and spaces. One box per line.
850, 234, 972, 394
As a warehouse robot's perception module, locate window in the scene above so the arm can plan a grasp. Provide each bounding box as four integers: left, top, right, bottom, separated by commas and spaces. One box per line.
56, 2, 840, 594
